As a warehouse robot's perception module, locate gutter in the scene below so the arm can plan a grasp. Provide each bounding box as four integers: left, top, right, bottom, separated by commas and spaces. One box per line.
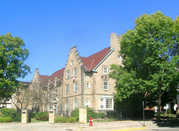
92, 48, 114, 72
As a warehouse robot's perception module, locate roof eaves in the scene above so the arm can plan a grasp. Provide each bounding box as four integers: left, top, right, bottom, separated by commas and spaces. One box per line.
92, 48, 114, 72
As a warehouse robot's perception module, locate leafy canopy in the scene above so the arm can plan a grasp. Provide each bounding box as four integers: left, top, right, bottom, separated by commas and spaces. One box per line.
0, 33, 30, 100
109, 11, 179, 107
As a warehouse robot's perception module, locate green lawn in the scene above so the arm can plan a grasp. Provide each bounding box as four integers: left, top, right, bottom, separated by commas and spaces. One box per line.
31, 118, 48, 123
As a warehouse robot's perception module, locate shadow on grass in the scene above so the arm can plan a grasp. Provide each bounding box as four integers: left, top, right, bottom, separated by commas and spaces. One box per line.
153, 117, 179, 128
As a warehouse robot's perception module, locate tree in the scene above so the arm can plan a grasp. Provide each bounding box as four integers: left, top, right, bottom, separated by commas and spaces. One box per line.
11, 82, 32, 112
109, 11, 179, 121
0, 33, 30, 100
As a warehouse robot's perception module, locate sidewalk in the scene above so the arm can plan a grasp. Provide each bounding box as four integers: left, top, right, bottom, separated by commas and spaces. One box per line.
0, 120, 159, 131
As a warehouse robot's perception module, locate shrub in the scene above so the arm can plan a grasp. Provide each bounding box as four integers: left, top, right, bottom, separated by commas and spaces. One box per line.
3, 117, 12, 122
0, 117, 4, 123
71, 108, 79, 121
0, 108, 17, 119
98, 113, 105, 118
31, 113, 36, 118
54, 116, 76, 123
71, 107, 98, 122
54, 116, 63, 123
68, 117, 76, 123
35, 112, 48, 121
0, 117, 12, 123
13, 113, 21, 122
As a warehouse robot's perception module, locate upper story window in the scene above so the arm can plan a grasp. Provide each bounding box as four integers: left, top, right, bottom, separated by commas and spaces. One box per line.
73, 68, 77, 77
66, 71, 70, 79
70, 60, 73, 66
86, 83, 90, 88
54, 77, 57, 86
103, 81, 109, 90
65, 85, 69, 95
103, 66, 108, 75
74, 82, 78, 92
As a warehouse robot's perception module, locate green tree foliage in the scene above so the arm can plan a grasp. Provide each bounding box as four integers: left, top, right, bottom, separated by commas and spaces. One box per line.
0, 33, 30, 100
109, 11, 179, 121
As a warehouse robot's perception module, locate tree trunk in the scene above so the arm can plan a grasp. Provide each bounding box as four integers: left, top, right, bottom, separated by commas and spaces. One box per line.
157, 83, 161, 121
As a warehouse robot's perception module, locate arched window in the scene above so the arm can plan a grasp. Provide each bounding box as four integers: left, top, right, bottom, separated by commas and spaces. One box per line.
85, 99, 90, 107
73, 99, 78, 109
65, 101, 69, 115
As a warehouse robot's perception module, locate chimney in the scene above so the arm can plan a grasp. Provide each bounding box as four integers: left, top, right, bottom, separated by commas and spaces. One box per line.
110, 33, 119, 49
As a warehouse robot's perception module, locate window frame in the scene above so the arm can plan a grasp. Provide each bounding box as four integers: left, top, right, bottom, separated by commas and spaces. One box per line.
86, 82, 90, 88
65, 101, 69, 115
66, 70, 70, 79
103, 66, 108, 75
74, 82, 78, 92
103, 81, 109, 90
73, 99, 78, 109
65, 85, 69, 95
85, 99, 90, 107
99, 97, 113, 110
73, 67, 77, 77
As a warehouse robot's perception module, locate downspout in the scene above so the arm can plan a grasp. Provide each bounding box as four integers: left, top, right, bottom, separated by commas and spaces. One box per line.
84, 72, 85, 107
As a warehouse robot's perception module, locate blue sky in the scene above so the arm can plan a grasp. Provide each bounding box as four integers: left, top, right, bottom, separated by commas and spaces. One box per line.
1, 0, 179, 82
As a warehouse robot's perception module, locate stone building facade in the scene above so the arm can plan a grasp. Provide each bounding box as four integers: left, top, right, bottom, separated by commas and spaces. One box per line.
29, 33, 122, 114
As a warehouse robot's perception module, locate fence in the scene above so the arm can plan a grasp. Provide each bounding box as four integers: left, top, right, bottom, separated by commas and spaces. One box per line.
55, 109, 178, 122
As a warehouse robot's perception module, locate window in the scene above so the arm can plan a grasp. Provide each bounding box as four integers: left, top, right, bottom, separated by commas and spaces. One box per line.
103, 66, 108, 75
73, 68, 77, 77
74, 82, 78, 92
65, 101, 69, 115
70, 60, 73, 66
86, 83, 90, 88
103, 81, 109, 90
85, 99, 90, 107
73, 99, 78, 109
65, 85, 69, 95
55, 91, 57, 96
54, 77, 57, 86
99, 97, 113, 110
2, 104, 6, 108
66, 71, 70, 79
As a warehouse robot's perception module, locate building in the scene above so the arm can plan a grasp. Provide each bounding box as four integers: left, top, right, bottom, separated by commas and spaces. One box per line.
29, 33, 122, 115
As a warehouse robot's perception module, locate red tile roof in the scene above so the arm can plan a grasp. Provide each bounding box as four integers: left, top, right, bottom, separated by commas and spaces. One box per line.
81, 47, 111, 71
39, 47, 112, 86
39, 68, 65, 87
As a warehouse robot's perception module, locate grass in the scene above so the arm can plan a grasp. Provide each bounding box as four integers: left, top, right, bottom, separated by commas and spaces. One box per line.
31, 118, 47, 123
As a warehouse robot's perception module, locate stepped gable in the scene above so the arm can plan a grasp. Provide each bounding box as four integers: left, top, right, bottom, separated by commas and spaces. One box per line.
39, 75, 50, 87
80, 47, 111, 71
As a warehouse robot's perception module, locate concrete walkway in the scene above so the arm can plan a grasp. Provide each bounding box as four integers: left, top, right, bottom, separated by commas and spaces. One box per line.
0, 120, 159, 131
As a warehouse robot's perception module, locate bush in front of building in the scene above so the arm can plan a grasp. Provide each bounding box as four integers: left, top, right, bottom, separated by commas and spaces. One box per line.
0, 117, 12, 123
71, 107, 99, 121
30, 113, 36, 118
35, 112, 49, 121
54, 116, 76, 123
12, 113, 21, 122
68, 116, 76, 123
98, 113, 105, 118
0, 108, 17, 119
